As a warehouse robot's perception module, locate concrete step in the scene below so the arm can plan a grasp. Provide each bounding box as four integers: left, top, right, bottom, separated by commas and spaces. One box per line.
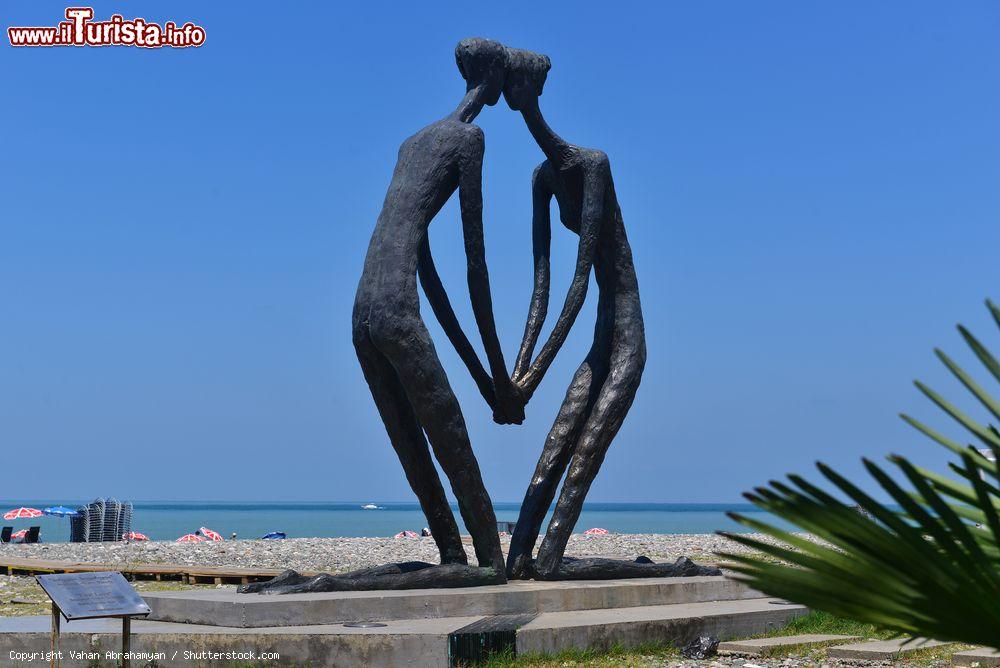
717, 633, 859, 656
518, 598, 807, 655
0, 597, 807, 668
144, 575, 760, 627
0, 614, 471, 668
827, 637, 958, 660
953, 647, 1000, 667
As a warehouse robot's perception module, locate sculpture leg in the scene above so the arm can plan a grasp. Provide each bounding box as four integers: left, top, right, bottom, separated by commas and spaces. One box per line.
534, 346, 643, 579
240, 324, 500, 596
355, 329, 467, 564
533, 556, 720, 581
506, 359, 602, 579
241, 563, 504, 595
238, 569, 311, 593
374, 319, 505, 575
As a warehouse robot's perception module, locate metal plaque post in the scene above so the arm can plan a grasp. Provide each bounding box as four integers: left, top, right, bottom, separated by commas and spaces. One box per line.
50, 602, 60, 668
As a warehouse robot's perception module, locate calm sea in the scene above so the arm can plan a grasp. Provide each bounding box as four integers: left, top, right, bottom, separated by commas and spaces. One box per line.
0, 501, 792, 542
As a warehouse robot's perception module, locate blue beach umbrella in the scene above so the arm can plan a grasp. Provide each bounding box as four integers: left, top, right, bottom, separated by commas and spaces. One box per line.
43, 505, 80, 517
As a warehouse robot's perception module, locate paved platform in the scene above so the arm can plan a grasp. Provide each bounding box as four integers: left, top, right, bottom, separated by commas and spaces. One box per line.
144, 575, 758, 627
0, 599, 804, 667
717, 633, 859, 656
953, 647, 1000, 666
827, 637, 957, 660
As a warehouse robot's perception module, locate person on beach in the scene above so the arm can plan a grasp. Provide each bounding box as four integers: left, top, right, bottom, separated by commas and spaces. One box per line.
501, 48, 685, 581
350, 36, 524, 580
243, 38, 523, 594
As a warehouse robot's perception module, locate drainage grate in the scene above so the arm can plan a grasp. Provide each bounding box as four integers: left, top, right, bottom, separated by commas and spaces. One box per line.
448, 614, 537, 666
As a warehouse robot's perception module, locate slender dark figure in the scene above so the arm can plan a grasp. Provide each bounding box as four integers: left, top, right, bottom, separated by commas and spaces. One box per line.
242, 38, 522, 594
503, 49, 717, 581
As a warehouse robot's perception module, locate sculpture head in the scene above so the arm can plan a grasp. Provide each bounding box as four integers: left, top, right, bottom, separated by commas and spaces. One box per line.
455, 38, 507, 106
502, 46, 551, 111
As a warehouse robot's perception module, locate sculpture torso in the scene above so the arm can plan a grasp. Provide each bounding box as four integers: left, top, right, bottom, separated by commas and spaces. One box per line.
355, 119, 482, 313
537, 150, 643, 343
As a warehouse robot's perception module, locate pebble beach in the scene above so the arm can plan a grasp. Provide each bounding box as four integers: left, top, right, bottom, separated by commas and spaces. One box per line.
3, 533, 766, 573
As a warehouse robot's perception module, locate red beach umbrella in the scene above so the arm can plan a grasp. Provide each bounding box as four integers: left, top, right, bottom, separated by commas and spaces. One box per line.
4, 507, 42, 520
198, 527, 224, 542
10, 530, 27, 540
393, 530, 419, 538
583, 527, 609, 536
123, 531, 149, 541
176, 533, 206, 543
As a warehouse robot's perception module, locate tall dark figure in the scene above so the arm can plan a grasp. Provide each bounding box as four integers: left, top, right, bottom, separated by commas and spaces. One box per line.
503, 49, 715, 581
241, 38, 522, 594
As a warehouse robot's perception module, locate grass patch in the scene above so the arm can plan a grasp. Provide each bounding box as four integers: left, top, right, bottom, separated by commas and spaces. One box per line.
899, 643, 975, 666
764, 610, 895, 640
754, 612, 970, 666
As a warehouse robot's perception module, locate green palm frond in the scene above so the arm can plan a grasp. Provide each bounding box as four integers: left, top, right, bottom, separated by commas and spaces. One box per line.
718, 299, 1000, 648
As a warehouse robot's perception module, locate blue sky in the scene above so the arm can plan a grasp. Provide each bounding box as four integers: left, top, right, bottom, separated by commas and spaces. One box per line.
2, 1, 998, 503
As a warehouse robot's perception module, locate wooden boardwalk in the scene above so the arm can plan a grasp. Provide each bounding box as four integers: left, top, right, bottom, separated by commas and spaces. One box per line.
0, 557, 310, 585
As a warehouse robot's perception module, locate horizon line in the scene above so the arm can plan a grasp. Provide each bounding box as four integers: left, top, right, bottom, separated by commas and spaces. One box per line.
0, 499, 755, 506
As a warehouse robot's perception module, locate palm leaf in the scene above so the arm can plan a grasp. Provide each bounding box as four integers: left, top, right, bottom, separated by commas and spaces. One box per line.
718, 299, 1000, 648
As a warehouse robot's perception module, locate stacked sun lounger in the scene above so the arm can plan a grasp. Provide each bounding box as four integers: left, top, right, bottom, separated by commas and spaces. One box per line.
69, 498, 134, 542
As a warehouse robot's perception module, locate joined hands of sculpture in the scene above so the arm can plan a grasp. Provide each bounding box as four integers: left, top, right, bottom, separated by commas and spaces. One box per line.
240, 39, 717, 595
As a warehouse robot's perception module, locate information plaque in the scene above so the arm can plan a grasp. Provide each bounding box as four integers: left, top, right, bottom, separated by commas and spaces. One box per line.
36, 572, 150, 668
36, 572, 151, 620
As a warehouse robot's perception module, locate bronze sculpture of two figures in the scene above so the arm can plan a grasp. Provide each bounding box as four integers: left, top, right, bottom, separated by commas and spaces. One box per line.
242, 39, 718, 595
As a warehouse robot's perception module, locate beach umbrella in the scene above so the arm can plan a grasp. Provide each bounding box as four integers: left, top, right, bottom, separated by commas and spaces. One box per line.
10, 530, 27, 540
176, 533, 206, 543
43, 506, 79, 518
3, 507, 42, 520
198, 527, 224, 542
393, 530, 419, 538
123, 531, 148, 541
583, 527, 609, 536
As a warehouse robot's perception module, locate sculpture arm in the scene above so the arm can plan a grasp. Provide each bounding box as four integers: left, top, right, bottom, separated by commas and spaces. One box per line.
418, 236, 496, 410
513, 165, 553, 382
458, 128, 523, 423
519, 159, 607, 398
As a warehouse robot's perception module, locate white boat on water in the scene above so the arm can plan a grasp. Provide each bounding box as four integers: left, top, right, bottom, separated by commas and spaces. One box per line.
361, 503, 379, 510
